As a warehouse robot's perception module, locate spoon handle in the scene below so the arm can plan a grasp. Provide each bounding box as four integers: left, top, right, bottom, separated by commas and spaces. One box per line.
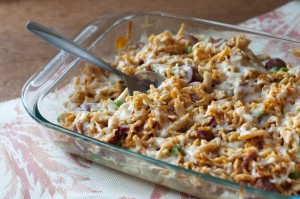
27, 21, 123, 77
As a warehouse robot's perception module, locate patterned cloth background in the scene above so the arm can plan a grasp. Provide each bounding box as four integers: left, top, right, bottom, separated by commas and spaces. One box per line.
1, 1, 300, 198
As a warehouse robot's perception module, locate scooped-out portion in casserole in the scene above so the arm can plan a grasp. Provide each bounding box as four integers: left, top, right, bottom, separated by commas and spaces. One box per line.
59, 24, 300, 195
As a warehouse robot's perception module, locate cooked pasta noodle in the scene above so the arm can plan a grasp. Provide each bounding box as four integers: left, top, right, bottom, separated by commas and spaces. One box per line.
60, 24, 300, 195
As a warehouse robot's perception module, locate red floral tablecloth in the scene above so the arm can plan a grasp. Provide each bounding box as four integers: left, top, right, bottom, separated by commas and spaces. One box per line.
1, 1, 300, 198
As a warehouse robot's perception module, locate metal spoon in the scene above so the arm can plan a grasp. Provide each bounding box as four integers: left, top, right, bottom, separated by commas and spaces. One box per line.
26, 21, 166, 95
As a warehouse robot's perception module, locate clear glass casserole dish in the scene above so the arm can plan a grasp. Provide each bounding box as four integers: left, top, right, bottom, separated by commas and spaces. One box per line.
22, 12, 300, 198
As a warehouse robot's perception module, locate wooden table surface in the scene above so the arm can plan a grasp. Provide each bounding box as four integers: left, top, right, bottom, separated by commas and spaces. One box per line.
0, 0, 288, 102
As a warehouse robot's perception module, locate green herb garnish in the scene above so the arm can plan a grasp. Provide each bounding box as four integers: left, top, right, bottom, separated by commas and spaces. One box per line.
116, 140, 122, 147
289, 171, 300, 179
255, 110, 262, 118
171, 146, 182, 156
279, 67, 288, 72
207, 37, 215, 43
251, 109, 263, 122
178, 128, 188, 133
270, 66, 280, 73
57, 115, 61, 123
187, 46, 193, 54
114, 99, 122, 107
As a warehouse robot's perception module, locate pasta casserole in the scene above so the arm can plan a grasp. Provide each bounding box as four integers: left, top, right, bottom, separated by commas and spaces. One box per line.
59, 24, 300, 195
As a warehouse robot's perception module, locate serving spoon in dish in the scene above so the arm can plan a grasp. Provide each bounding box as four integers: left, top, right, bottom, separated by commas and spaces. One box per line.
26, 21, 166, 95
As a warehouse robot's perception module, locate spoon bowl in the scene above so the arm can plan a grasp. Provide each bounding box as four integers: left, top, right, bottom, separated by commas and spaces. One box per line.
26, 21, 166, 95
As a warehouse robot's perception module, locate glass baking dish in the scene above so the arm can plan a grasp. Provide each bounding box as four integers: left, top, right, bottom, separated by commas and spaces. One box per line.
22, 12, 300, 198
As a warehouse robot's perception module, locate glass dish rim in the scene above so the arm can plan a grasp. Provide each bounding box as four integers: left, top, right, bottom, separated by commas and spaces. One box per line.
21, 11, 300, 198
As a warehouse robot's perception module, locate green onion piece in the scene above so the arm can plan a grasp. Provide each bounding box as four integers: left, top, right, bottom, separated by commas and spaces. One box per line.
251, 109, 262, 118
178, 128, 187, 133
255, 110, 262, 118
114, 100, 122, 107
279, 67, 288, 72
270, 66, 280, 73
116, 140, 122, 147
171, 146, 182, 156
289, 172, 300, 179
256, 111, 263, 122
187, 46, 193, 54
250, 109, 263, 122
207, 36, 215, 43
57, 115, 61, 123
